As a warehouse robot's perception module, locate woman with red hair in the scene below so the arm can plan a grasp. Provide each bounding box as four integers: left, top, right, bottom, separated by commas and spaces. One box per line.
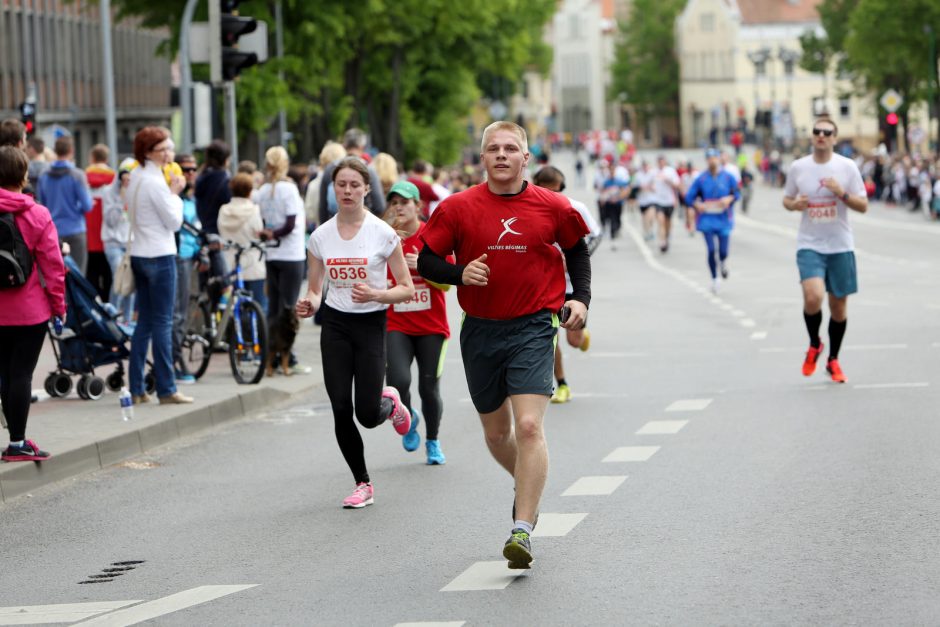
126, 127, 192, 404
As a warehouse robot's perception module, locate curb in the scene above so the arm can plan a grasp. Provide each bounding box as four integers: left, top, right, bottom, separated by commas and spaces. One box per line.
0, 383, 314, 503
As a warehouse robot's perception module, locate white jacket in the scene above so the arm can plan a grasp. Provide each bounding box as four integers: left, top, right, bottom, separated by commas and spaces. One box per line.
127, 162, 182, 257
218, 197, 266, 281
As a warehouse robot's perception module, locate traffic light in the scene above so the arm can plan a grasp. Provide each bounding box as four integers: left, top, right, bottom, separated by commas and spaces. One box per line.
885, 112, 898, 126
219, 1, 258, 81
19, 101, 36, 136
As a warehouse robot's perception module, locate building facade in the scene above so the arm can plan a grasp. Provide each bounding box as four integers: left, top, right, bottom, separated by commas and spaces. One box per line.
0, 0, 173, 164
677, 0, 887, 150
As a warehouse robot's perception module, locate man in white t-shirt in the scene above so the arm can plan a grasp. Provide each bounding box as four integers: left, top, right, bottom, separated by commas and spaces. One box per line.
651, 155, 680, 253
783, 117, 867, 384
632, 161, 657, 241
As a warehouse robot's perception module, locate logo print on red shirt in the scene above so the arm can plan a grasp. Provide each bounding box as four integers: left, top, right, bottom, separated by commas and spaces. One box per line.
496, 217, 522, 245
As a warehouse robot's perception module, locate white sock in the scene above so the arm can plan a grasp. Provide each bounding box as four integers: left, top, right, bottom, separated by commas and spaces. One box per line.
512, 520, 534, 535
10, 440, 24, 447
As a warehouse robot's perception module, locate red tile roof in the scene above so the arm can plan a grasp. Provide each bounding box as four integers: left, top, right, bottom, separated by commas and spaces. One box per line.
735, 0, 823, 24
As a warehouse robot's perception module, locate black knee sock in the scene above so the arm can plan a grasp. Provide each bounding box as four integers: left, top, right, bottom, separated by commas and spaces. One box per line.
803, 311, 822, 348
828, 318, 847, 360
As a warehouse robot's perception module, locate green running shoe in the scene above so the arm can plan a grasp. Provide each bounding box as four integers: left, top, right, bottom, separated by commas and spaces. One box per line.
503, 528, 533, 569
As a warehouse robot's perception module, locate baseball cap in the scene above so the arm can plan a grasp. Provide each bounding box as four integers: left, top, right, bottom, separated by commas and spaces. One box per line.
118, 157, 139, 173
705, 147, 721, 158
386, 180, 420, 201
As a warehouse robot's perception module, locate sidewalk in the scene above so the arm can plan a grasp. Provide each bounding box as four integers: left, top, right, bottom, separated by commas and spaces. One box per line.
0, 317, 324, 503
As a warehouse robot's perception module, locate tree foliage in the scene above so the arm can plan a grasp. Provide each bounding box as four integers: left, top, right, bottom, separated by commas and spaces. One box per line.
110, 0, 555, 164
800, 0, 940, 128
610, 0, 686, 114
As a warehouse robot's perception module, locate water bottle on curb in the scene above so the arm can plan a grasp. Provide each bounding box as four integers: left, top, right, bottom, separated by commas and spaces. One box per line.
119, 387, 133, 421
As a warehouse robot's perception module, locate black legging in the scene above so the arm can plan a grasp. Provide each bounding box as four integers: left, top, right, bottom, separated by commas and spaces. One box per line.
0, 323, 46, 442
266, 259, 305, 317
320, 303, 389, 484
386, 331, 446, 440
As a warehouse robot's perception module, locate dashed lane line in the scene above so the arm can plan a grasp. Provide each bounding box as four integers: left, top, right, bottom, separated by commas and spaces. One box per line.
636, 420, 688, 435
602, 446, 660, 462
665, 398, 712, 412
440, 563, 523, 592
531, 513, 589, 537
750, 331, 768, 340
395, 622, 466, 627
853, 382, 929, 390
561, 476, 628, 496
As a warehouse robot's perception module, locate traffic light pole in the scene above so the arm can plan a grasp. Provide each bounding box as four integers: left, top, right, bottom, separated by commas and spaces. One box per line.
179, 0, 199, 154
100, 0, 118, 169
224, 81, 239, 175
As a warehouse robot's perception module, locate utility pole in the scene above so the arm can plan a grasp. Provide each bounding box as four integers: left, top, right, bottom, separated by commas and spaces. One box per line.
101, 0, 118, 168
179, 0, 199, 154
275, 0, 287, 146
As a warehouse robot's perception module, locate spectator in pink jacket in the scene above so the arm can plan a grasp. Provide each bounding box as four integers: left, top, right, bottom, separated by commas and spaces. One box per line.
0, 145, 66, 462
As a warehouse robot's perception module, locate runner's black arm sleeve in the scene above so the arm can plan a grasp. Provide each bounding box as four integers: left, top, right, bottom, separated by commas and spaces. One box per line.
563, 238, 592, 308
417, 244, 466, 286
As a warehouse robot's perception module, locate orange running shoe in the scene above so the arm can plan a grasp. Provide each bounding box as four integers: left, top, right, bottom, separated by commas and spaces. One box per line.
826, 358, 847, 383
802, 342, 825, 376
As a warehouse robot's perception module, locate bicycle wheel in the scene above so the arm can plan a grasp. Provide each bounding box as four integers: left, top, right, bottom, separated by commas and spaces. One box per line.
228, 298, 268, 384
183, 300, 213, 379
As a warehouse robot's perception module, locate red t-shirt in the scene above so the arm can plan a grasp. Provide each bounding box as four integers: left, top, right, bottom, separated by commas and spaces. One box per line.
420, 182, 588, 320
407, 176, 439, 219
85, 166, 116, 253
387, 223, 451, 338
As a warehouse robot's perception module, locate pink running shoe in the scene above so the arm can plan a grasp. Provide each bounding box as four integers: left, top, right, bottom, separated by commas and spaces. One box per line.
382, 386, 412, 435
342, 482, 374, 509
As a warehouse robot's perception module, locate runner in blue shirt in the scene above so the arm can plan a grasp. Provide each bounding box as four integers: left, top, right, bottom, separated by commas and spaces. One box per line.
684, 148, 740, 293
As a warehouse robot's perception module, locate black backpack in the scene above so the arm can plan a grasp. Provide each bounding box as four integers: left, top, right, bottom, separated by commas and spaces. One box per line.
0, 212, 33, 289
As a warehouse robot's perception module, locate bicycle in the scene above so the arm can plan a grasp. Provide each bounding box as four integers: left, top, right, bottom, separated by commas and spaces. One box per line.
181, 239, 271, 384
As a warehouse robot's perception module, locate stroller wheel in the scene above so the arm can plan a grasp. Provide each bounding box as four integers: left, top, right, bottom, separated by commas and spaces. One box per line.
44, 374, 58, 397
76, 375, 90, 400
85, 376, 106, 401
52, 374, 73, 398
105, 371, 124, 392
144, 372, 156, 395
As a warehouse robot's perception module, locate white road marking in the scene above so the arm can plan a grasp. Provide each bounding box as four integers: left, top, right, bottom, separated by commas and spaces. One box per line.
750, 331, 768, 340
562, 392, 631, 399
531, 513, 588, 537
731, 309, 746, 317
853, 382, 929, 390
562, 476, 627, 496
740, 318, 756, 328
74, 585, 257, 626
603, 446, 661, 462
806, 385, 829, 391
720, 303, 734, 311
665, 398, 712, 412
441, 562, 522, 592
926, 304, 940, 310
0, 602, 139, 625
759, 347, 798, 353
933, 342, 940, 348
395, 622, 466, 627
636, 420, 688, 435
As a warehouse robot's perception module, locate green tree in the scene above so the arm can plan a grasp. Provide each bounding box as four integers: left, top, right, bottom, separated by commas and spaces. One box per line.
108, 0, 555, 165
610, 0, 686, 129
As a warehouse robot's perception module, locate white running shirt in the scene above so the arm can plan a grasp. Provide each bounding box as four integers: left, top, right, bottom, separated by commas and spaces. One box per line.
255, 181, 306, 262
651, 166, 680, 206
785, 153, 865, 254
307, 211, 399, 313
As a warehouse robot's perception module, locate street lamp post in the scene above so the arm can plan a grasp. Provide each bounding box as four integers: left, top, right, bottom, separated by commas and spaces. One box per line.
747, 47, 771, 146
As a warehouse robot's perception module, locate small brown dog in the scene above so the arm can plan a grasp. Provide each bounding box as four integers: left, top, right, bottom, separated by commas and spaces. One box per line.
266, 307, 299, 376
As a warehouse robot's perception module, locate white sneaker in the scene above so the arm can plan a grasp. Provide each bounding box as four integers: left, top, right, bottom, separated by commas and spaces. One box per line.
711, 277, 721, 294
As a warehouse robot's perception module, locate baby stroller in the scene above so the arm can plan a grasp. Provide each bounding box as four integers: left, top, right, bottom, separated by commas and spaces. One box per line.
44, 256, 154, 400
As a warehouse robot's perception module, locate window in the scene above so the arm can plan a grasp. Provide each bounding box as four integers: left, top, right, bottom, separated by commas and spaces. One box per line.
783, 59, 795, 76
569, 14, 580, 39
839, 98, 850, 118
700, 13, 715, 32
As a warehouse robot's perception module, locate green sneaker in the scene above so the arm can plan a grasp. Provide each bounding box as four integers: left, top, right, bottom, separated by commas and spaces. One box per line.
503, 528, 533, 569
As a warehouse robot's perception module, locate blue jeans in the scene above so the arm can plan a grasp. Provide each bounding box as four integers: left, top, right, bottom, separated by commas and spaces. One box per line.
104, 243, 135, 322
130, 255, 177, 397
243, 279, 267, 314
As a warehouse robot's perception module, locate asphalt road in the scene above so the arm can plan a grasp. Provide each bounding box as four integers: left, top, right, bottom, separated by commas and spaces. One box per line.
2, 150, 939, 626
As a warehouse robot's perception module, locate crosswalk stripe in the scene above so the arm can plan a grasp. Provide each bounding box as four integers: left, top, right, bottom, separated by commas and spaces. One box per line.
750, 331, 768, 340
0, 601, 140, 625
74, 586, 257, 626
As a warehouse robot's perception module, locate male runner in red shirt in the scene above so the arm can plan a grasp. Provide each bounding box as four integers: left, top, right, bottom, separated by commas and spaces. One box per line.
418, 121, 591, 569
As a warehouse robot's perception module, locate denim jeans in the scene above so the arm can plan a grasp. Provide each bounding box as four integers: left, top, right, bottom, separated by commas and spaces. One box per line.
243, 279, 267, 314
104, 243, 135, 322
130, 255, 177, 397
172, 257, 194, 370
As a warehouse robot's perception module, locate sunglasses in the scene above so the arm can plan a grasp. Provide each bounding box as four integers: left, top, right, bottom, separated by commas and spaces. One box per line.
812, 128, 834, 137
181, 167, 197, 173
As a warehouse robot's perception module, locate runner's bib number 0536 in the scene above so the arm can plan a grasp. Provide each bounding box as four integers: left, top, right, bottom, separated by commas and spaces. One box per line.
807, 201, 837, 224
394, 283, 431, 312
326, 258, 368, 287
